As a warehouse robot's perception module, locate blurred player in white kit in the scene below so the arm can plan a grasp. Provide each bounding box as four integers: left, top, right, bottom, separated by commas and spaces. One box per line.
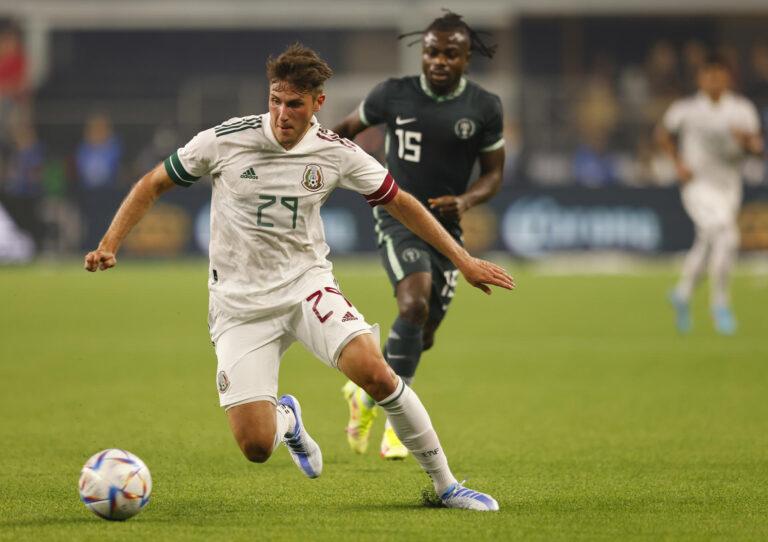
657, 53, 764, 334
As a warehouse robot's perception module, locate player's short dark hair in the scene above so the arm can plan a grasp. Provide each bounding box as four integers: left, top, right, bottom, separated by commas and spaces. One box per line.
266, 43, 333, 96
701, 52, 730, 71
399, 10, 497, 59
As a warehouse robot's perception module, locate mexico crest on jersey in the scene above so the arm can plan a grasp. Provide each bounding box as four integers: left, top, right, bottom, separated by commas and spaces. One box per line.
302, 164, 324, 191
454, 118, 476, 140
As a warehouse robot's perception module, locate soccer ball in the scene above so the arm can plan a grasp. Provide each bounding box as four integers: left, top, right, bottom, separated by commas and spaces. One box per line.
78, 449, 152, 520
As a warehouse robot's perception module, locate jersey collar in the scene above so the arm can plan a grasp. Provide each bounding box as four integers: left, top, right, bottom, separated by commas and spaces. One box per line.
420, 74, 467, 102
696, 90, 734, 107
264, 113, 320, 153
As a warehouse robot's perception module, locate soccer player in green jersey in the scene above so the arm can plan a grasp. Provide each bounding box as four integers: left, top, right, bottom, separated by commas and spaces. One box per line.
333, 12, 506, 459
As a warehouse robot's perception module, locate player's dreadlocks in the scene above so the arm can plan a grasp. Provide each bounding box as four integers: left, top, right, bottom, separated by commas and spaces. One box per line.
398, 10, 497, 59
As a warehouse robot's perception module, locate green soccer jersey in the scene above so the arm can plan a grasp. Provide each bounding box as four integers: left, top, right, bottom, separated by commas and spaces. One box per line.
359, 74, 504, 231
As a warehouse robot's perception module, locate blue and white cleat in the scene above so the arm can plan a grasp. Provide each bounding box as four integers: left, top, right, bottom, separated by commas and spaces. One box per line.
440, 482, 499, 511
668, 291, 691, 334
278, 394, 323, 479
712, 305, 736, 336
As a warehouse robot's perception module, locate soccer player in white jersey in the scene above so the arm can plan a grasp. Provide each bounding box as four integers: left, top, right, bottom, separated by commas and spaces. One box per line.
84, 44, 513, 511
657, 54, 763, 335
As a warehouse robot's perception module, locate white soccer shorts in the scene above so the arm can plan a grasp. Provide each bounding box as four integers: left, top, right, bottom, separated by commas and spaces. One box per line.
213, 271, 374, 409
681, 180, 741, 233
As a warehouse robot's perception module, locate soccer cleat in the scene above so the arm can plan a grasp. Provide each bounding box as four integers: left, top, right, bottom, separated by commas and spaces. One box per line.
712, 305, 736, 335
380, 425, 408, 460
668, 291, 691, 334
278, 394, 323, 479
342, 380, 377, 454
440, 482, 499, 512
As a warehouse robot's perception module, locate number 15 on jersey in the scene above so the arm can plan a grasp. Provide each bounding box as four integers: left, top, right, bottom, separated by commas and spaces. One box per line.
395, 129, 422, 163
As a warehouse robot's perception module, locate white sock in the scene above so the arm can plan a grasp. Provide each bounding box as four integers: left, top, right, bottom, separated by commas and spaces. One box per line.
708, 224, 739, 308
383, 376, 412, 432
676, 230, 710, 301
377, 378, 457, 495
273, 403, 296, 451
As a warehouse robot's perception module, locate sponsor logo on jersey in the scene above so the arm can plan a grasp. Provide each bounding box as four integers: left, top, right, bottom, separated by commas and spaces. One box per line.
395, 115, 417, 126
217, 370, 230, 393
302, 164, 324, 191
454, 118, 476, 139
401, 248, 421, 263
240, 167, 258, 180
341, 311, 358, 322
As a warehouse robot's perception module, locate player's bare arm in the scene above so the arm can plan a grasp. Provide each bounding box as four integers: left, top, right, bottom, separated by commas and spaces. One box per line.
84, 163, 176, 272
332, 109, 367, 140
382, 188, 514, 294
428, 147, 505, 221
655, 124, 692, 184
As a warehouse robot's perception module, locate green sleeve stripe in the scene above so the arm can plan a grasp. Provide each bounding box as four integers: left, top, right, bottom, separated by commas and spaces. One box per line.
358, 100, 370, 127
163, 154, 195, 187
170, 152, 199, 182
480, 138, 505, 153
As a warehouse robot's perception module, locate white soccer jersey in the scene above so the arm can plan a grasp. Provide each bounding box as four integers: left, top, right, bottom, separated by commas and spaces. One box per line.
663, 91, 760, 189
164, 114, 398, 337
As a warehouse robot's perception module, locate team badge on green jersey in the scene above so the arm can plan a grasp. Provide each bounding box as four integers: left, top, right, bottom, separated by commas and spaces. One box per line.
302, 164, 324, 191
454, 118, 476, 140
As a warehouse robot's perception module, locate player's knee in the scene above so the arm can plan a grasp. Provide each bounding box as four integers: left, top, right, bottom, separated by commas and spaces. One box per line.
398, 297, 429, 326
358, 362, 398, 402
238, 438, 273, 463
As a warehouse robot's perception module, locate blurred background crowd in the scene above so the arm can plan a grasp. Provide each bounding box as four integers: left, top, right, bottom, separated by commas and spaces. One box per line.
0, 1, 767, 261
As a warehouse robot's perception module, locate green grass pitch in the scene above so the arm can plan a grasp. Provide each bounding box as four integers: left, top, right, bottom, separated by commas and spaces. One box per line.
1, 259, 767, 541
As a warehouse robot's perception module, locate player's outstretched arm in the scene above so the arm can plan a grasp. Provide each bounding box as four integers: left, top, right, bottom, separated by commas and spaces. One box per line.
428, 147, 505, 221
84, 163, 176, 272
382, 189, 515, 295
332, 109, 367, 140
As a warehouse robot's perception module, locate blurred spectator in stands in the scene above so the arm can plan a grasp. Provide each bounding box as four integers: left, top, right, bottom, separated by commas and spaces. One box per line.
133, 124, 178, 176
717, 43, 742, 89
682, 40, 707, 94
744, 41, 768, 185
76, 112, 122, 190
5, 122, 43, 196
746, 41, 768, 125
644, 40, 682, 124
571, 77, 621, 186
1, 121, 44, 249
0, 24, 29, 145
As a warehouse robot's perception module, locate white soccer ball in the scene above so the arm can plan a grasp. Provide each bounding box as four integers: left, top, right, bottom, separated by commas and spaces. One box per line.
78, 449, 152, 521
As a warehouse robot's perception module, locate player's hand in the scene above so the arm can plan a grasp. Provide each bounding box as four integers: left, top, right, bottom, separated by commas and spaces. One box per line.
84, 249, 117, 272
428, 195, 469, 221
675, 161, 693, 185
457, 257, 515, 295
